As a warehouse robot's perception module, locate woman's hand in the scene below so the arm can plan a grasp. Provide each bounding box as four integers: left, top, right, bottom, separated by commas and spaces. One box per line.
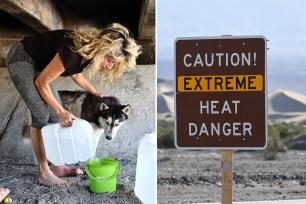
57, 109, 78, 127
93, 91, 107, 98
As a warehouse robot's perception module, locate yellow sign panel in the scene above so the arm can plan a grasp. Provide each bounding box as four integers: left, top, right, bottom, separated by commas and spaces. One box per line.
178, 75, 263, 92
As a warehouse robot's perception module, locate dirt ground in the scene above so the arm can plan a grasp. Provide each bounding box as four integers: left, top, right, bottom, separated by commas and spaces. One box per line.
158, 149, 306, 203
0, 156, 141, 204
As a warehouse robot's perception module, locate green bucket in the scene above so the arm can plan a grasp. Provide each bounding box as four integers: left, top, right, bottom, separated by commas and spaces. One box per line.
85, 158, 121, 193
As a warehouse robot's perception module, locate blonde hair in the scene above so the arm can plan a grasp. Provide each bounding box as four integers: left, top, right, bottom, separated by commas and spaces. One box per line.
66, 23, 142, 83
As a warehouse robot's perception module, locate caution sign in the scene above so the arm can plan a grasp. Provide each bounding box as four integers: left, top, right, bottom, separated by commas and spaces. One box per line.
175, 36, 267, 149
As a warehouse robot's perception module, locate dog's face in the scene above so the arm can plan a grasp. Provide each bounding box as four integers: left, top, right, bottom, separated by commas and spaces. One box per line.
96, 103, 131, 140
60, 92, 130, 140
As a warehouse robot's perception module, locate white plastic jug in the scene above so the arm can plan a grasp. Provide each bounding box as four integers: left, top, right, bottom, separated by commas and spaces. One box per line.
134, 132, 157, 204
41, 119, 100, 166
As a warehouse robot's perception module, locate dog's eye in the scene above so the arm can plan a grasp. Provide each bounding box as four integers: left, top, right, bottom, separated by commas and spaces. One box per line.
105, 121, 110, 125
114, 124, 119, 127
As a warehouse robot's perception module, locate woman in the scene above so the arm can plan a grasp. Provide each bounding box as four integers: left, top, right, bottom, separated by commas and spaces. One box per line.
6, 23, 141, 187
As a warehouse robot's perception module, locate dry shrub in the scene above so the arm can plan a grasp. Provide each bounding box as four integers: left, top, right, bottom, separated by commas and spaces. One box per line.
157, 120, 175, 148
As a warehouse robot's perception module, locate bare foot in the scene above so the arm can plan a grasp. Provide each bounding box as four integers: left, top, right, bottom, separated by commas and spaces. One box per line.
39, 171, 71, 187
0, 188, 10, 202
51, 165, 84, 178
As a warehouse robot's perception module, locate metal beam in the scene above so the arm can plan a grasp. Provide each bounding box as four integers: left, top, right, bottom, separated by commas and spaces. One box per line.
0, 0, 63, 33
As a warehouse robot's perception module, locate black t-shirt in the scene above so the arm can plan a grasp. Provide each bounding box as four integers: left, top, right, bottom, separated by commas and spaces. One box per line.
21, 30, 89, 77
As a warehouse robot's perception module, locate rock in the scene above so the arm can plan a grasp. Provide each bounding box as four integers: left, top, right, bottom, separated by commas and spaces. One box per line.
182, 176, 192, 184
285, 135, 306, 150
282, 175, 288, 180
276, 191, 282, 194
300, 180, 306, 186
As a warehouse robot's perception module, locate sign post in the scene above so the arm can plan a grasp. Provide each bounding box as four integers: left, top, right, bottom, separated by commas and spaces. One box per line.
221, 150, 235, 204
174, 36, 267, 203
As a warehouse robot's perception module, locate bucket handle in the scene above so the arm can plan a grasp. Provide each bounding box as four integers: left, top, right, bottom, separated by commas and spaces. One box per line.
85, 163, 121, 182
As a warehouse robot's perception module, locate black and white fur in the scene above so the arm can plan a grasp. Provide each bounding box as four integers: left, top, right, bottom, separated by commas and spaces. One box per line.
58, 91, 130, 140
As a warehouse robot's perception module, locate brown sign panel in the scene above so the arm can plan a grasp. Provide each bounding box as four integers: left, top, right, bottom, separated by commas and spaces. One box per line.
175, 36, 267, 150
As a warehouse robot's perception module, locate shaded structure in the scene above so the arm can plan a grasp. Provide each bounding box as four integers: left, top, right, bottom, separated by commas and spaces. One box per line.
0, 2, 155, 203
0, 0, 155, 66
0, 0, 155, 161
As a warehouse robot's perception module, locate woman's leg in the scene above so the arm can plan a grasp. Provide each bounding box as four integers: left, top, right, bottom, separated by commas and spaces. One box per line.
7, 46, 74, 187
48, 84, 83, 177
50, 165, 83, 178
8, 64, 68, 186
7, 44, 82, 186
30, 128, 70, 187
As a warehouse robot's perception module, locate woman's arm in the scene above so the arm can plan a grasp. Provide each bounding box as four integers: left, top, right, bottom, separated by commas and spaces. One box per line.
70, 73, 106, 97
34, 53, 77, 127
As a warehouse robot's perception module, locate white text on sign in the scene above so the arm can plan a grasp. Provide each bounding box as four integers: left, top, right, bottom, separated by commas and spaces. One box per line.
188, 100, 253, 137
183, 52, 257, 67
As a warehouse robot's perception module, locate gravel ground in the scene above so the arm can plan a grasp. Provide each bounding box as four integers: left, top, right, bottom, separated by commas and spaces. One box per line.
158, 149, 306, 203
0, 156, 141, 204
2, 149, 306, 203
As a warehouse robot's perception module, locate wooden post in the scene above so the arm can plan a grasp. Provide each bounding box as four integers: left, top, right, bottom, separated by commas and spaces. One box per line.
221, 150, 235, 204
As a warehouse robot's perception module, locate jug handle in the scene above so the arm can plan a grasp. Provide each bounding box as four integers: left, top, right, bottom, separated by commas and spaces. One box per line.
85, 163, 121, 182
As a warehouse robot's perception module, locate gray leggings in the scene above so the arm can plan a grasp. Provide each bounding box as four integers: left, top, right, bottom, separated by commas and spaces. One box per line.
6, 42, 62, 129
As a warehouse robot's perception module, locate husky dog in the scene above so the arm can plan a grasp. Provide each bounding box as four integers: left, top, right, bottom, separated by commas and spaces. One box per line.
22, 91, 130, 165
58, 91, 130, 140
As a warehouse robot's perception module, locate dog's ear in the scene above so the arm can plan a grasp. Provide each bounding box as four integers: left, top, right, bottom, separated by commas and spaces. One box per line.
100, 103, 109, 111
121, 105, 131, 116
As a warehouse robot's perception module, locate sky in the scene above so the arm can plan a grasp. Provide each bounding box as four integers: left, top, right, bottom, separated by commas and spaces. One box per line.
157, 0, 306, 94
